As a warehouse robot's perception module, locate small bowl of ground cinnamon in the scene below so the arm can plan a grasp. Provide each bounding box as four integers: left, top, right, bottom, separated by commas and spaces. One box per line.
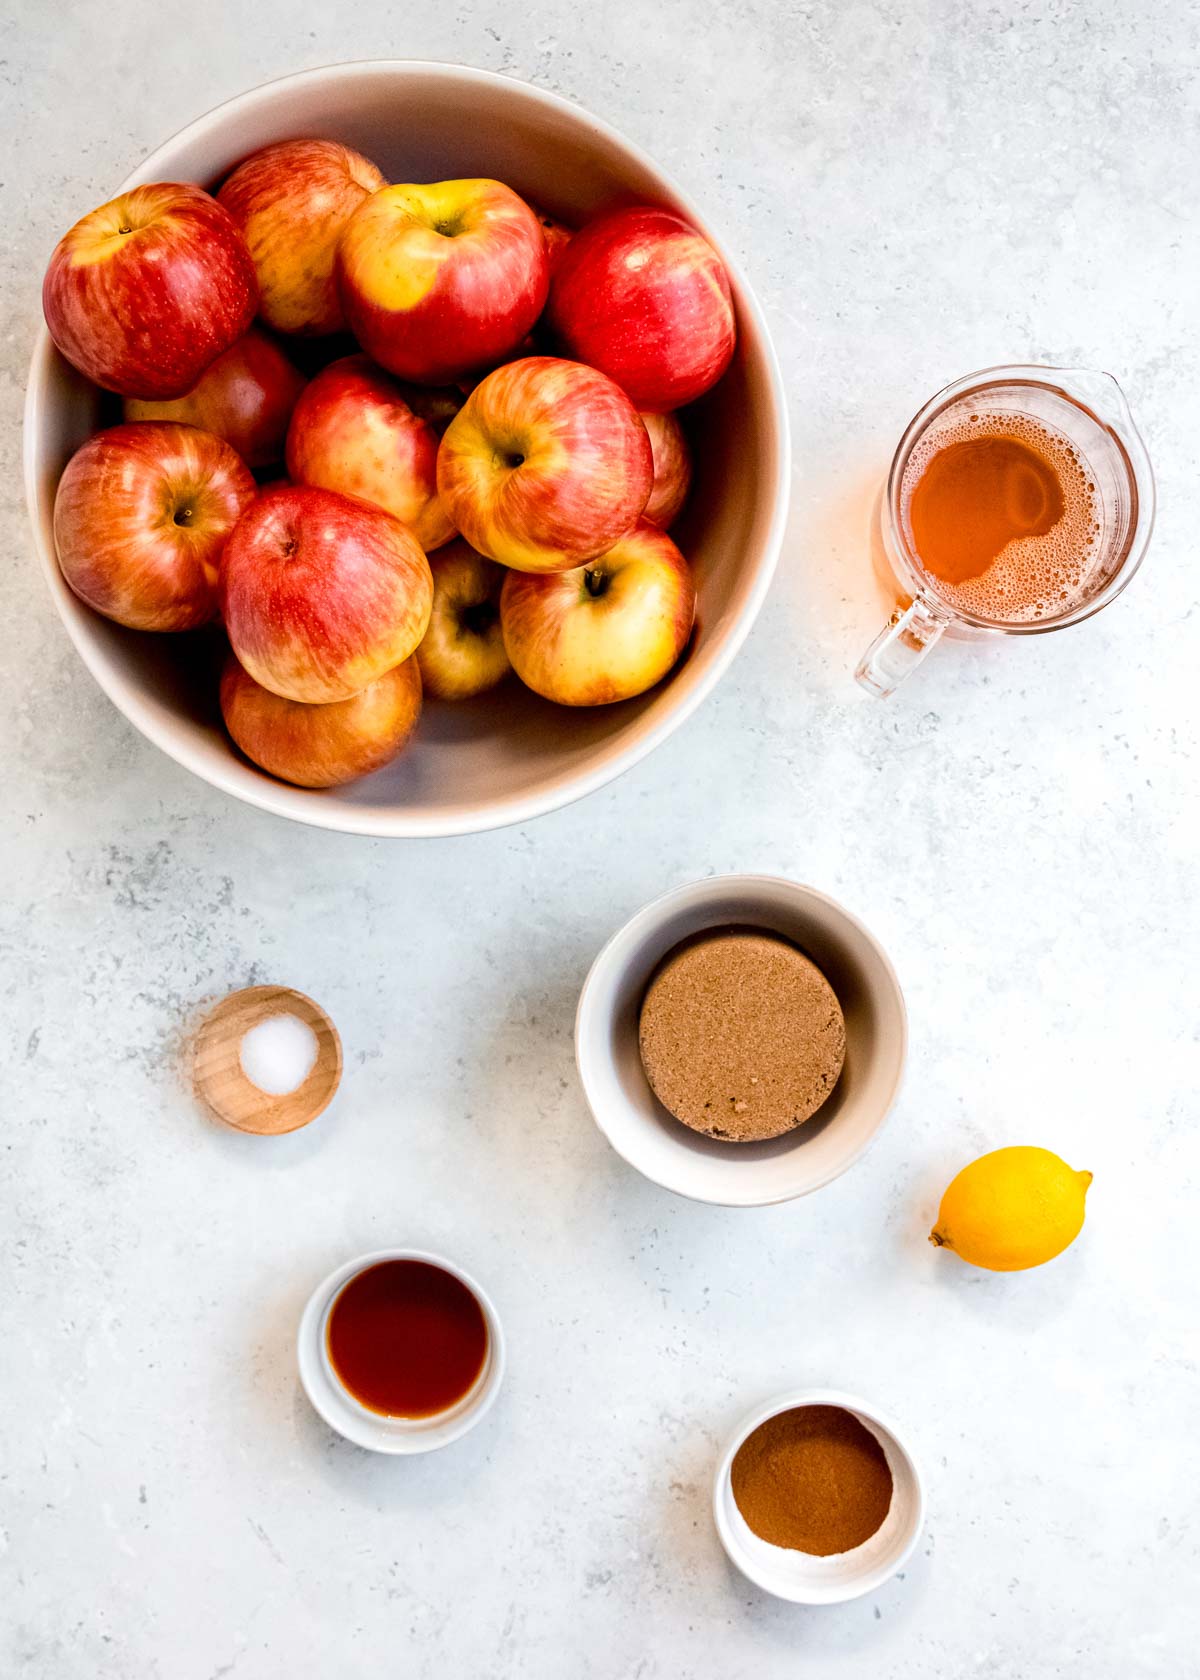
713, 1389, 925, 1603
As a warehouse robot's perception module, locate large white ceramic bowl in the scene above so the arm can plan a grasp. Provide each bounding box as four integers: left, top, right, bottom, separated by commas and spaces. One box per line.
575, 876, 907, 1206
23, 60, 789, 837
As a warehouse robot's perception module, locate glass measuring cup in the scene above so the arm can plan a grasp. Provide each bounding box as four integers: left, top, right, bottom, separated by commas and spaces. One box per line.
854, 365, 1155, 698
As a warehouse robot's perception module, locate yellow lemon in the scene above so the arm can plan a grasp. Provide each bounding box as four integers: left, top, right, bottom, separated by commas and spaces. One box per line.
930, 1146, 1092, 1272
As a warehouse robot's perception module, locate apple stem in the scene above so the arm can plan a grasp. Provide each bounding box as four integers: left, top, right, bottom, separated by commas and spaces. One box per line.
584, 569, 608, 599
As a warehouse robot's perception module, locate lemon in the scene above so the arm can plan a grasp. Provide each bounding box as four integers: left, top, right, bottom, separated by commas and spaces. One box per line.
930, 1146, 1092, 1272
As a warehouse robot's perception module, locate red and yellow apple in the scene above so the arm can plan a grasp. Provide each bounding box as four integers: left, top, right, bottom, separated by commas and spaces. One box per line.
547, 205, 736, 411
641, 411, 692, 528
336, 179, 548, 384
500, 520, 696, 706
218, 485, 433, 704
218, 139, 385, 336
285, 355, 455, 551
53, 421, 255, 631
220, 651, 422, 787
416, 540, 511, 700
123, 328, 306, 469
436, 357, 653, 573
42, 183, 258, 399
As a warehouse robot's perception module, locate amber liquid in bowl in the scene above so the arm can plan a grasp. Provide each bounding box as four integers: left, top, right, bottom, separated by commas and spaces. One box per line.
326, 1258, 488, 1418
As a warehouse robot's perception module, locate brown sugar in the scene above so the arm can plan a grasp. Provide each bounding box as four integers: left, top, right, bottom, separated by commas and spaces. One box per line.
637, 928, 846, 1142
731, 1404, 893, 1555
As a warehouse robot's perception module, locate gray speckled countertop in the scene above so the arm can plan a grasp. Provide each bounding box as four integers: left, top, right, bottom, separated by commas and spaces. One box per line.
2, 3, 1197, 1675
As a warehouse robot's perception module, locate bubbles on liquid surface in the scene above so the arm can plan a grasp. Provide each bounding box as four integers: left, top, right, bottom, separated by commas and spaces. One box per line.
903, 410, 1104, 624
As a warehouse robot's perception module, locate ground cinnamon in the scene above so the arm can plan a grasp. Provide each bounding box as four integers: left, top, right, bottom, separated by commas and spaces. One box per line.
730, 1404, 893, 1555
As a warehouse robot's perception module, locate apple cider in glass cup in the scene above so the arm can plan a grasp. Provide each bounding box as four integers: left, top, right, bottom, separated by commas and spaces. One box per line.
855, 364, 1154, 697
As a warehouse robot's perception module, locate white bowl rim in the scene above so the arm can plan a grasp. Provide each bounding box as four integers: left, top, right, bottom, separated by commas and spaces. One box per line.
574, 874, 908, 1207
23, 58, 792, 839
712, 1386, 927, 1603
296, 1244, 506, 1453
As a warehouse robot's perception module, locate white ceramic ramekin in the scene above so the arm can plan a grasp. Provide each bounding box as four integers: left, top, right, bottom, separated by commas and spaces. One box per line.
713, 1388, 926, 1603
297, 1247, 505, 1453
575, 875, 907, 1206
23, 60, 790, 837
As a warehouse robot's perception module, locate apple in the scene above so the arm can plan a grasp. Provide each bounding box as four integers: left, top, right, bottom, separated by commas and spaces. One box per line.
220, 651, 422, 788
218, 139, 385, 335
219, 484, 433, 704
336, 179, 548, 384
534, 207, 574, 274
641, 411, 692, 528
436, 357, 653, 574
547, 205, 736, 411
416, 540, 511, 700
42, 183, 258, 399
123, 328, 306, 469
53, 421, 255, 631
500, 520, 696, 706
285, 355, 456, 551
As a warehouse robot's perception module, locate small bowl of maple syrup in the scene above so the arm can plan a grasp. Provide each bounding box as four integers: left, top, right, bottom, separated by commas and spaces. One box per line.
297, 1249, 505, 1453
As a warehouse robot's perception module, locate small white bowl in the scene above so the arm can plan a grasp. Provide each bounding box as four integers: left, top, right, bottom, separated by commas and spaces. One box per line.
713, 1389, 926, 1604
23, 60, 789, 838
296, 1248, 505, 1453
575, 875, 907, 1206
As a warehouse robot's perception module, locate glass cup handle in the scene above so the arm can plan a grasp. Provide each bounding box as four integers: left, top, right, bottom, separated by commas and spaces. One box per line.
855, 597, 948, 698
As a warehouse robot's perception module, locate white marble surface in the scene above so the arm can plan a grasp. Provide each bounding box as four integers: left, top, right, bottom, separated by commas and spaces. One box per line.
2, 3, 1198, 1675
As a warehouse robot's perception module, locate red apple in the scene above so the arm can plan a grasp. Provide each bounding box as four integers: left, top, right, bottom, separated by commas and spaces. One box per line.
219, 485, 433, 704
220, 651, 422, 787
547, 205, 735, 411
416, 540, 511, 701
641, 411, 692, 528
436, 357, 653, 574
123, 329, 305, 469
500, 520, 696, 706
42, 184, 258, 399
53, 422, 255, 631
218, 139, 385, 336
534, 207, 574, 275
336, 179, 548, 384
285, 355, 455, 551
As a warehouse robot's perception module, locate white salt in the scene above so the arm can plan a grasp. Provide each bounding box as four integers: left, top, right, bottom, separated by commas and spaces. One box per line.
239, 1013, 318, 1096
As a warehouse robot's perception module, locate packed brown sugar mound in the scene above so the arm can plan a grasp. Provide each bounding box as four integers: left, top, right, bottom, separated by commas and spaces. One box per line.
637, 928, 846, 1142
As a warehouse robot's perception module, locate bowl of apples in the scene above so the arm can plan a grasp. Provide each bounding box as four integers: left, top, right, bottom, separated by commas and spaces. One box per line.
25, 61, 789, 837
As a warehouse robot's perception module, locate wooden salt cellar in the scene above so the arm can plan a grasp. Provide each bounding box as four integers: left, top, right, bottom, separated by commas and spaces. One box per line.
193, 985, 342, 1135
